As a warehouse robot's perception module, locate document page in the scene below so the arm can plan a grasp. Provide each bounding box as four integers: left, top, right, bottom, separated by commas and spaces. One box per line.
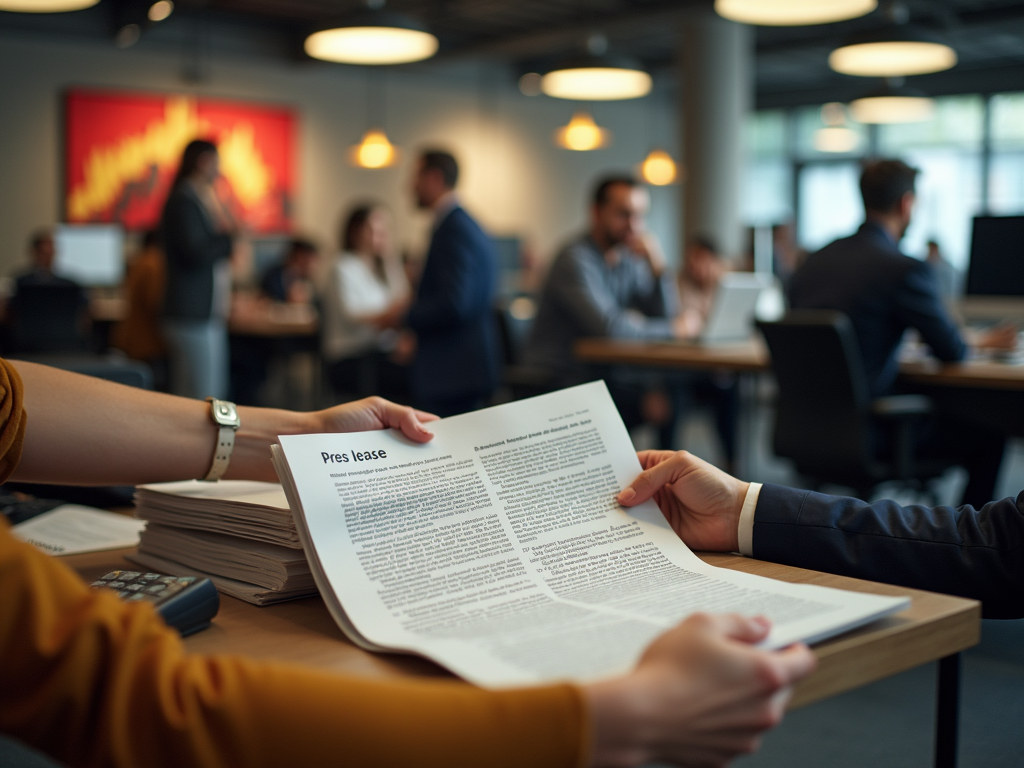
13, 505, 145, 556
274, 382, 907, 687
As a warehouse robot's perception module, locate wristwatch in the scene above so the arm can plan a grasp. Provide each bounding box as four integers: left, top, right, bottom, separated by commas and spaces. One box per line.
202, 398, 240, 481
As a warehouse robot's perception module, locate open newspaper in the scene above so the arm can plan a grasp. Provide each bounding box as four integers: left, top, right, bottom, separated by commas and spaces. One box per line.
272, 382, 908, 688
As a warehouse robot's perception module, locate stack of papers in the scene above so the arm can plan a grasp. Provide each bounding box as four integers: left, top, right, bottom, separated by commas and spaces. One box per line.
128, 480, 316, 605
13, 505, 146, 555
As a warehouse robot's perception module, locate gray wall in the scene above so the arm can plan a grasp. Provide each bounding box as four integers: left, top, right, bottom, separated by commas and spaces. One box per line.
0, 29, 680, 276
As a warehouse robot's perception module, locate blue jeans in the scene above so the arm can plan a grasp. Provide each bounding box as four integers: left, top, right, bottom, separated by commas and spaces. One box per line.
163, 318, 228, 400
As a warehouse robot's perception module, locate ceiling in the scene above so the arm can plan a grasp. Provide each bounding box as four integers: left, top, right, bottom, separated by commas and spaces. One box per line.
3, 0, 1024, 108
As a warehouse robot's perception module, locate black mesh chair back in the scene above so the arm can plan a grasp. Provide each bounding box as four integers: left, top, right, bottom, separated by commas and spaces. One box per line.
10, 283, 88, 354
757, 310, 876, 485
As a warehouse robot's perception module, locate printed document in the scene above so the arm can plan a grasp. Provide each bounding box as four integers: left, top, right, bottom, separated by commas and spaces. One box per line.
273, 382, 908, 687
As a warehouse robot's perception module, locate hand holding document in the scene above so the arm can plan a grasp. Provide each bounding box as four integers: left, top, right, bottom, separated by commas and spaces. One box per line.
273, 382, 908, 687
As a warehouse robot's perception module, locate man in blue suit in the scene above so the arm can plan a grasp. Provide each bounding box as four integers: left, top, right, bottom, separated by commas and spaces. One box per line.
790, 159, 1015, 506
619, 450, 1024, 619
403, 150, 499, 417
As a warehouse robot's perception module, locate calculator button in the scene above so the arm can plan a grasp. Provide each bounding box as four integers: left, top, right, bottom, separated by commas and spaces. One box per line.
100, 571, 122, 580
177, 577, 195, 585
126, 584, 144, 592
127, 593, 147, 601
142, 573, 160, 581
120, 571, 141, 580
117, 590, 131, 598
146, 584, 166, 595
108, 581, 126, 589
163, 582, 184, 594
158, 576, 177, 585
90, 580, 107, 588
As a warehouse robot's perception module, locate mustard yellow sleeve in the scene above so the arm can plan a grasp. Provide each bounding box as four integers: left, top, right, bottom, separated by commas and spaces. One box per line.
0, 521, 589, 768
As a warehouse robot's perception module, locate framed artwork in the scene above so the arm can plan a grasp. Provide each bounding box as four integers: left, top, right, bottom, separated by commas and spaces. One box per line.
65, 89, 297, 234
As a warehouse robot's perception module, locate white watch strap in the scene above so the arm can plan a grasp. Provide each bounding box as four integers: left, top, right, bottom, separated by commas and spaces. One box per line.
203, 424, 236, 481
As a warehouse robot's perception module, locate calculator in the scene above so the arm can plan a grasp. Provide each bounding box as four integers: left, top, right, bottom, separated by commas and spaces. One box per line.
91, 570, 220, 637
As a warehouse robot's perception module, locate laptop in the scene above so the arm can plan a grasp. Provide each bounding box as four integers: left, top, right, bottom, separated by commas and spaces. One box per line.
686, 272, 773, 346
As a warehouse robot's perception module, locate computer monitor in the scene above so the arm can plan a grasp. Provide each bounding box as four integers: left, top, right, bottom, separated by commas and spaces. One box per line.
53, 224, 125, 286
966, 216, 1024, 297
492, 236, 523, 297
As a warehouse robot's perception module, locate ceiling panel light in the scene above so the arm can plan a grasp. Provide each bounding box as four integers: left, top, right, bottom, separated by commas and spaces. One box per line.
849, 82, 935, 124
0, 0, 98, 10
542, 57, 651, 101
305, 12, 438, 65
715, 0, 876, 26
830, 23, 956, 77
555, 112, 610, 151
641, 150, 678, 185
350, 129, 398, 168
813, 127, 861, 152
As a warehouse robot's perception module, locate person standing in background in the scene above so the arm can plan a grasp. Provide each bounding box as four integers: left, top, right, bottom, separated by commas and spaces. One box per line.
925, 239, 962, 303
160, 139, 236, 400
398, 150, 500, 417
111, 229, 166, 387
320, 204, 411, 402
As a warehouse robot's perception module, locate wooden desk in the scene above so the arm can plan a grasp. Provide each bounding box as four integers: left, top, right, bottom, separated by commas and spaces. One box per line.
64, 547, 978, 711
575, 338, 769, 373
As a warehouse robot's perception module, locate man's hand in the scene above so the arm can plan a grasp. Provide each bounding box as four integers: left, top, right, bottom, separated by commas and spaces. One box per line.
618, 451, 747, 552
584, 613, 816, 767
626, 231, 667, 278
313, 397, 438, 443
974, 322, 1018, 351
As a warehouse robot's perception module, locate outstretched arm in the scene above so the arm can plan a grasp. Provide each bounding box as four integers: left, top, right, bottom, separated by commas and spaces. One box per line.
9, 360, 437, 486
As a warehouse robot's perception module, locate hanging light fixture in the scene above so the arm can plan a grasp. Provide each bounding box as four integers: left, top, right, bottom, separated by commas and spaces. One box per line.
554, 112, 610, 151
350, 129, 398, 168
305, 10, 438, 65
714, 0, 876, 26
829, 26, 956, 77
0, 0, 98, 10
849, 81, 934, 124
542, 56, 651, 101
148, 0, 173, 22
812, 102, 862, 153
640, 150, 678, 185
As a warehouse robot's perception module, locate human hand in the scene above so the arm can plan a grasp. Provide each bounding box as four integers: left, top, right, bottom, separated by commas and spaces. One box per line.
390, 329, 417, 365
584, 613, 816, 767
975, 322, 1018, 351
672, 309, 704, 340
312, 397, 437, 443
618, 451, 748, 552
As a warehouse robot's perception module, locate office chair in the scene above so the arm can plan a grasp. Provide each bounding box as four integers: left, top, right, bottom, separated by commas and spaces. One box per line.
493, 299, 556, 401
8, 283, 89, 354
757, 310, 952, 500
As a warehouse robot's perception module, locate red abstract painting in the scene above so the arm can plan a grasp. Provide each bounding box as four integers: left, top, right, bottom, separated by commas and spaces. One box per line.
65, 89, 297, 233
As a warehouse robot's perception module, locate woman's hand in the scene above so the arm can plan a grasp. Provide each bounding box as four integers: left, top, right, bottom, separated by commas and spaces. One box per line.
312, 397, 438, 444
585, 613, 816, 767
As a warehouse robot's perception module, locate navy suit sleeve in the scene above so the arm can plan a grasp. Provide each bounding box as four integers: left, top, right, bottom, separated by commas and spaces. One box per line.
753, 484, 1024, 618
407, 222, 492, 335
896, 259, 967, 363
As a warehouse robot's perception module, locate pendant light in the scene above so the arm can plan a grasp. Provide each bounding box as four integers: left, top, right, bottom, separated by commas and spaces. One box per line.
555, 112, 610, 151
640, 150, 678, 185
305, 9, 438, 65
714, 0, 876, 26
849, 81, 934, 124
350, 129, 398, 168
0, 0, 98, 10
829, 26, 956, 77
812, 102, 861, 153
542, 56, 651, 101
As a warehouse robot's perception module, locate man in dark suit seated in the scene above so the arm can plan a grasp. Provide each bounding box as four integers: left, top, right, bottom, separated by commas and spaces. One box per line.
394, 150, 500, 417
789, 159, 1016, 507
260, 238, 319, 305
618, 450, 1024, 619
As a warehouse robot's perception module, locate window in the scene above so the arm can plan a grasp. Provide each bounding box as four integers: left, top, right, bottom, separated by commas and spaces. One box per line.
989, 92, 1024, 215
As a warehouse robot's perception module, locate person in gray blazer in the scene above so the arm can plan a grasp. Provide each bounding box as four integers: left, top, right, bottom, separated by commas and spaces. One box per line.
160, 139, 235, 399
619, 450, 1024, 619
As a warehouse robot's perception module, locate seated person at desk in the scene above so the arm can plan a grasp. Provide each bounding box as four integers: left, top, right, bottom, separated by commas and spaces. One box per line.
618, 449, 1024, 619
111, 230, 167, 385
260, 238, 319, 305
523, 175, 687, 447
3, 229, 89, 351
0, 359, 814, 768
320, 204, 410, 402
676, 236, 739, 471
789, 159, 1016, 507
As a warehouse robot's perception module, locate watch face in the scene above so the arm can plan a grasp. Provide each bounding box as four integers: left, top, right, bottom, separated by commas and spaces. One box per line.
212, 400, 240, 427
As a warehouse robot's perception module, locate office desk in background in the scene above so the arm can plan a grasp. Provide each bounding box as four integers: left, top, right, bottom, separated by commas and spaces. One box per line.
575, 338, 1024, 438
65, 546, 978, 767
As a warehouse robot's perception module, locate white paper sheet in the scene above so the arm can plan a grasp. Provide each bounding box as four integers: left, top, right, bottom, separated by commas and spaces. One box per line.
274, 382, 909, 687
13, 505, 145, 556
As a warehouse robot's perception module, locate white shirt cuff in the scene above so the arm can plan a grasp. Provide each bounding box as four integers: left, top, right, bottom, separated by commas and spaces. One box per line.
737, 482, 762, 557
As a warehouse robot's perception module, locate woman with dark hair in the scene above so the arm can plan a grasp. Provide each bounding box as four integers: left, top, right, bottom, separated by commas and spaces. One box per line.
319, 203, 410, 400
160, 139, 236, 400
